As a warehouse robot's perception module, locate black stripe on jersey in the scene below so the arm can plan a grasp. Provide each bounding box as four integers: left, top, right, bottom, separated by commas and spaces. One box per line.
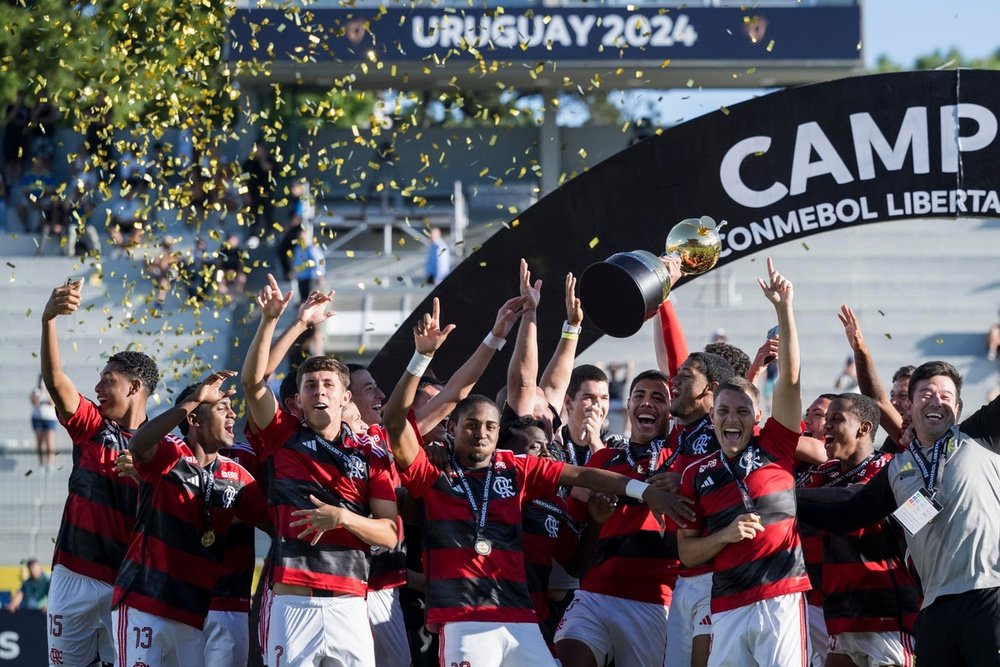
369, 549, 407, 579
429, 576, 534, 613
712, 546, 808, 600
67, 466, 137, 516
54, 522, 128, 565
278, 539, 370, 581
704, 487, 797, 534
117, 555, 210, 615
824, 532, 895, 565
822, 585, 922, 624
525, 561, 551, 592
423, 519, 521, 552
593, 529, 674, 565
213, 569, 251, 598
270, 477, 367, 516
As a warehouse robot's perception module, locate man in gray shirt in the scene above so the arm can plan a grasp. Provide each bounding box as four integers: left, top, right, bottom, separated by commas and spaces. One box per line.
798, 360, 1000, 666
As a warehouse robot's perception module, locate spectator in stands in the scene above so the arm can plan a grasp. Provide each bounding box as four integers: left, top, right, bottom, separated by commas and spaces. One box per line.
241, 142, 274, 239
291, 224, 325, 304
987, 306, 1000, 363
425, 227, 451, 285
217, 233, 248, 298
3, 90, 31, 182
7, 558, 49, 613
108, 177, 147, 252
30, 376, 57, 470
834, 354, 859, 391
16, 155, 57, 233
145, 236, 182, 312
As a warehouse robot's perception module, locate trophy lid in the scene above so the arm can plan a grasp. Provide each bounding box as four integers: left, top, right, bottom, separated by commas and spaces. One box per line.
579, 251, 668, 338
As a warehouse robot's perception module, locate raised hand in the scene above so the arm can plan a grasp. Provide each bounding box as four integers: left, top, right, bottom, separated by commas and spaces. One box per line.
644, 486, 696, 528
757, 257, 793, 307
587, 493, 618, 525
519, 258, 542, 311
413, 297, 457, 356
297, 290, 337, 328
42, 281, 83, 321
579, 404, 605, 449
191, 370, 238, 405
492, 295, 529, 338
659, 254, 683, 290
565, 272, 583, 327
256, 273, 293, 321
838, 304, 866, 352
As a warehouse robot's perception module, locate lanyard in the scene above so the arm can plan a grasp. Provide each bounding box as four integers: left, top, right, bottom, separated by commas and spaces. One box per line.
717, 448, 757, 512
450, 452, 495, 539
908, 430, 953, 497
530, 498, 568, 521
561, 426, 593, 466
197, 458, 220, 533
820, 453, 877, 488
624, 439, 665, 477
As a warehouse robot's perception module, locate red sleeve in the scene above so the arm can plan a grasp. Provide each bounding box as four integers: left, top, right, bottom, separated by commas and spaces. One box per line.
235, 479, 271, 530
366, 452, 398, 503
396, 447, 440, 499
659, 300, 689, 380
678, 459, 706, 532
759, 417, 800, 462
520, 456, 566, 502
253, 408, 298, 460
135, 435, 184, 482
59, 395, 104, 445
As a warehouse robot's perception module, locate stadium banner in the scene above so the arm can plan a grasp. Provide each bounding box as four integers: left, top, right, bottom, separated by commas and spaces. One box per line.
0, 610, 46, 666
369, 70, 1000, 390
228, 5, 860, 63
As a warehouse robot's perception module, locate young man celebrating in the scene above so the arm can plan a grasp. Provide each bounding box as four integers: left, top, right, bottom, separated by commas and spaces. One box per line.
383, 299, 692, 667
242, 275, 398, 667
677, 258, 812, 667
114, 372, 268, 666
41, 278, 159, 666
803, 393, 919, 666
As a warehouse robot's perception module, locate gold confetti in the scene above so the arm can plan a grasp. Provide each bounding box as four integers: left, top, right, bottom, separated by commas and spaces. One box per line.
589, 237, 599, 249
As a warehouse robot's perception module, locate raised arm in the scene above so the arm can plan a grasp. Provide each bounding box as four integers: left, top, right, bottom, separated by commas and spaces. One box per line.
538, 272, 583, 409
240, 274, 292, 431
506, 258, 542, 416
758, 258, 801, 432
262, 290, 336, 379
129, 371, 237, 464
40, 281, 83, 420
653, 256, 687, 379
839, 305, 903, 443
414, 295, 527, 435
384, 298, 456, 471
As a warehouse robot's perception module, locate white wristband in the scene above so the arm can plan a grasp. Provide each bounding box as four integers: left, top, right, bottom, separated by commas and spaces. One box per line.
407, 351, 432, 377
625, 479, 650, 501
483, 332, 506, 351
563, 321, 582, 335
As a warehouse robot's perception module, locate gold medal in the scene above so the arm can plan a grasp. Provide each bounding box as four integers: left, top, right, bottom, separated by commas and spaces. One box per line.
201, 530, 216, 547
473, 538, 492, 556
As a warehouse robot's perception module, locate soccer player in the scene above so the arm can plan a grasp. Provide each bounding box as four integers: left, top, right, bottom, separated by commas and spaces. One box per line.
114, 372, 268, 666
383, 298, 693, 667
41, 278, 159, 667
677, 258, 812, 667
242, 275, 399, 667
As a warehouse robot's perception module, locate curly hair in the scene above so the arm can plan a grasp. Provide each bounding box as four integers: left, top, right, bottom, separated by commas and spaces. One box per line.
107, 350, 159, 396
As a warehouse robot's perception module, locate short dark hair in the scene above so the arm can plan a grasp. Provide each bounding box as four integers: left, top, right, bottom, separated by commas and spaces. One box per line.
892, 365, 916, 383
499, 415, 547, 449
452, 394, 498, 422
346, 363, 367, 376
107, 350, 159, 396
297, 356, 350, 391
278, 373, 298, 409
567, 364, 609, 400
715, 377, 760, 405
687, 351, 736, 386
174, 382, 201, 436
815, 393, 839, 403
704, 342, 751, 379
908, 361, 963, 401
629, 369, 670, 395
833, 392, 880, 442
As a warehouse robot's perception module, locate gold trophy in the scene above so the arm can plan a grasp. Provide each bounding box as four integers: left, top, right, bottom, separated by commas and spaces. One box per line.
579, 216, 722, 338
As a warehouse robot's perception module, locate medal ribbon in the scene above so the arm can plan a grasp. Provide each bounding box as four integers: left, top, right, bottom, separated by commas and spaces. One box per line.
623, 439, 665, 477
820, 453, 877, 488
717, 448, 758, 513
197, 458, 219, 537
450, 452, 495, 541
908, 428, 955, 497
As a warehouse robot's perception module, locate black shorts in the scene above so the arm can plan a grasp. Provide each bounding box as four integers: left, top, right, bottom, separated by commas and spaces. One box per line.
915, 586, 1000, 666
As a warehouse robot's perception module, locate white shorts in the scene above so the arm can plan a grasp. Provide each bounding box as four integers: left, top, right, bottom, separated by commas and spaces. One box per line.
829, 630, 915, 667
368, 587, 411, 667
204, 610, 249, 667
112, 604, 204, 667
47, 564, 116, 666
807, 604, 828, 667
440, 621, 556, 667
259, 586, 274, 666
268, 594, 374, 667
665, 572, 713, 667
709, 593, 810, 667
554, 590, 669, 667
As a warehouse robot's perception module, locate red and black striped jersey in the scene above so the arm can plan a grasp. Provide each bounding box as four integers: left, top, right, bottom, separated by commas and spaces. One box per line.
522, 492, 580, 622
364, 424, 408, 592
254, 409, 396, 596
804, 453, 921, 634
571, 442, 679, 606
669, 416, 719, 579
53, 395, 139, 584
680, 418, 811, 614
399, 447, 565, 627
211, 442, 260, 612
112, 436, 268, 629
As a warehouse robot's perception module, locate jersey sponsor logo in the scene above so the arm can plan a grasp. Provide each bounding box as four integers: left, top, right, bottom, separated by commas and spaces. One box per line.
184, 456, 198, 464
544, 514, 560, 538
897, 461, 917, 480
699, 458, 719, 473
302, 439, 318, 452
493, 475, 516, 498
699, 476, 715, 490
222, 485, 237, 509
691, 433, 712, 455
184, 474, 201, 487
495, 460, 508, 470
698, 614, 712, 626
221, 470, 239, 479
